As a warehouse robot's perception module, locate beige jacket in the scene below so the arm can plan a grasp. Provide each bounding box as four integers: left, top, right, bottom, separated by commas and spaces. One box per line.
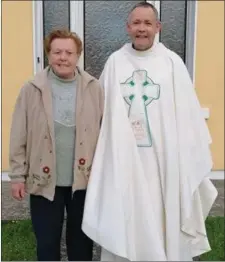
9, 67, 104, 201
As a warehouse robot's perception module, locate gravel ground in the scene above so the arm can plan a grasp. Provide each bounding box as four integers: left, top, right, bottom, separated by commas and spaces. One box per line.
2, 179, 224, 260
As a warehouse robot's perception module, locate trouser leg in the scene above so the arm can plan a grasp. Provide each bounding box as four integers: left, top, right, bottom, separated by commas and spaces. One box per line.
30, 187, 67, 261
66, 189, 93, 261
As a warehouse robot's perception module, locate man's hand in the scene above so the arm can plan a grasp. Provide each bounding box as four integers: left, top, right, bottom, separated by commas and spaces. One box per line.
11, 182, 25, 201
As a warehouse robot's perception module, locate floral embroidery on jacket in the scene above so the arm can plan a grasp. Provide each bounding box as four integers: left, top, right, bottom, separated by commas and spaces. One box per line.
77, 160, 92, 179
42, 166, 50, 174
79, 158, 86, 165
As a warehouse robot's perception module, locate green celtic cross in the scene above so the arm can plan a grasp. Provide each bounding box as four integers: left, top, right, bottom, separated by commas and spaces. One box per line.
120, 70, 160, 147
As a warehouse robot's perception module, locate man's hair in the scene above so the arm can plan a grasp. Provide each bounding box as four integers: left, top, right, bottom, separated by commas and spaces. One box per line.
44, 29, 83, 55
128, 2, 159, 21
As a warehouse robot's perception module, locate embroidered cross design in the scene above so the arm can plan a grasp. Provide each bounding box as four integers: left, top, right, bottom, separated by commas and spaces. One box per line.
120, 70, 160, 147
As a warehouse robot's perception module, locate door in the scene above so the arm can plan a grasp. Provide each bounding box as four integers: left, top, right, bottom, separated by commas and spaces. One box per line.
34, 1, 196, 79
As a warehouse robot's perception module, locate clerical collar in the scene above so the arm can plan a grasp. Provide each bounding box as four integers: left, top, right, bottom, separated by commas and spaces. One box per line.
126, 41, 158, 57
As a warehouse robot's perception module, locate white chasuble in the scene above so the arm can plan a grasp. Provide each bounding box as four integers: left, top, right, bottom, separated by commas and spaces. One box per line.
81, 42, 218, 261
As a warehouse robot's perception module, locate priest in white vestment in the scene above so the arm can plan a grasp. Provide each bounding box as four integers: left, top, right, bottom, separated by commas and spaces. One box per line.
82, 2, 218, 261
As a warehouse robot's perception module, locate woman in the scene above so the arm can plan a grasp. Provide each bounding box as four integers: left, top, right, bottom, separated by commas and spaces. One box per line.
9, 29, 104, 261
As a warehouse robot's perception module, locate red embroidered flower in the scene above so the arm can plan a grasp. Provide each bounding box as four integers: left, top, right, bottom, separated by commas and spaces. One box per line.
79, 158, 86, 165
42, 166, 50, 174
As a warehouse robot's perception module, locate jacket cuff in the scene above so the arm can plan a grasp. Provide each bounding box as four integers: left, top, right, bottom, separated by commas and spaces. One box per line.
8, 174, 26, 183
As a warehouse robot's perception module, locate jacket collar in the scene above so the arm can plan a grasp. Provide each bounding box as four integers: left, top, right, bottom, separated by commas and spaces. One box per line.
29, 66, 95, 91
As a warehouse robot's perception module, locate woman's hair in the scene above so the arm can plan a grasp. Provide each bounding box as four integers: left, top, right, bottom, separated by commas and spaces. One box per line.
44, 29, 83, 55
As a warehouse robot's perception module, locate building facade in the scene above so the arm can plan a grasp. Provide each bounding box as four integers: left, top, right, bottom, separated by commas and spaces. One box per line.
2, 1, 224, 179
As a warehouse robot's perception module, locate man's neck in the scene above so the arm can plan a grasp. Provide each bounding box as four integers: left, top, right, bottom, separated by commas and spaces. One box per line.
132, 44, 153, 52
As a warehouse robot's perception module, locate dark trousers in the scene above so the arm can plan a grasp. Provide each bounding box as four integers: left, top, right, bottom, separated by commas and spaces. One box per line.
30, 187, 93, 261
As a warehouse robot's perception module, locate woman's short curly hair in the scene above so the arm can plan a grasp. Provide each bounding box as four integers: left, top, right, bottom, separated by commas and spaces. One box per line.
44, 29, 83, 55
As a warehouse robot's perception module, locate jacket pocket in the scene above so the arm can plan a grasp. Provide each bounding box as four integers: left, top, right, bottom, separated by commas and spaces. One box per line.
26, 171, 51, 195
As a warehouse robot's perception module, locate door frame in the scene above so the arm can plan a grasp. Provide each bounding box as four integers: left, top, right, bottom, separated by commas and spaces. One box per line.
32, 1, 44, 74
185, 0, 198, 85
70, 1, 84, 69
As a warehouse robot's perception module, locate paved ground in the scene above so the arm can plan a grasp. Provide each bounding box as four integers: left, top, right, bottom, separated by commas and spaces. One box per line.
1, 179, 224, 260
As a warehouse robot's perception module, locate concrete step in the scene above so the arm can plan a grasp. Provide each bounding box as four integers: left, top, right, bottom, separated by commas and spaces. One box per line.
1, 180, 224, 221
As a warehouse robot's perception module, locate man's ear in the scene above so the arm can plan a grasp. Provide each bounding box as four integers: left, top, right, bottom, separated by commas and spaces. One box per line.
126, 22, 131, 34
156, 21, 162, 33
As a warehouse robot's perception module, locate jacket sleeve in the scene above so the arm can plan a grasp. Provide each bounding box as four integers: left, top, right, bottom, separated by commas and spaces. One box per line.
9, 84, 29, 183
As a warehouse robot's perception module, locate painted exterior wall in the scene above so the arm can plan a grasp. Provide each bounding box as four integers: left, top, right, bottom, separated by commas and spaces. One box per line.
195, 1, 224, 170
2, 1, 34, 171
2, 1, 224, 172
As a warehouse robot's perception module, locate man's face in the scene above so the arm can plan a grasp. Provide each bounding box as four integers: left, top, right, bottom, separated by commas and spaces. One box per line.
127, 7, 161, 51
48, 38, 79, 79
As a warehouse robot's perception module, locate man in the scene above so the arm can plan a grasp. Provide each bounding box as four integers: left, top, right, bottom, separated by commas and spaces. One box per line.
82, 2, 218, 261
9, 29, 104, 261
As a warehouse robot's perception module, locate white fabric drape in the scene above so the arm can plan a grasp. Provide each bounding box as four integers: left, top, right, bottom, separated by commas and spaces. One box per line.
82, 43, 218, 261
